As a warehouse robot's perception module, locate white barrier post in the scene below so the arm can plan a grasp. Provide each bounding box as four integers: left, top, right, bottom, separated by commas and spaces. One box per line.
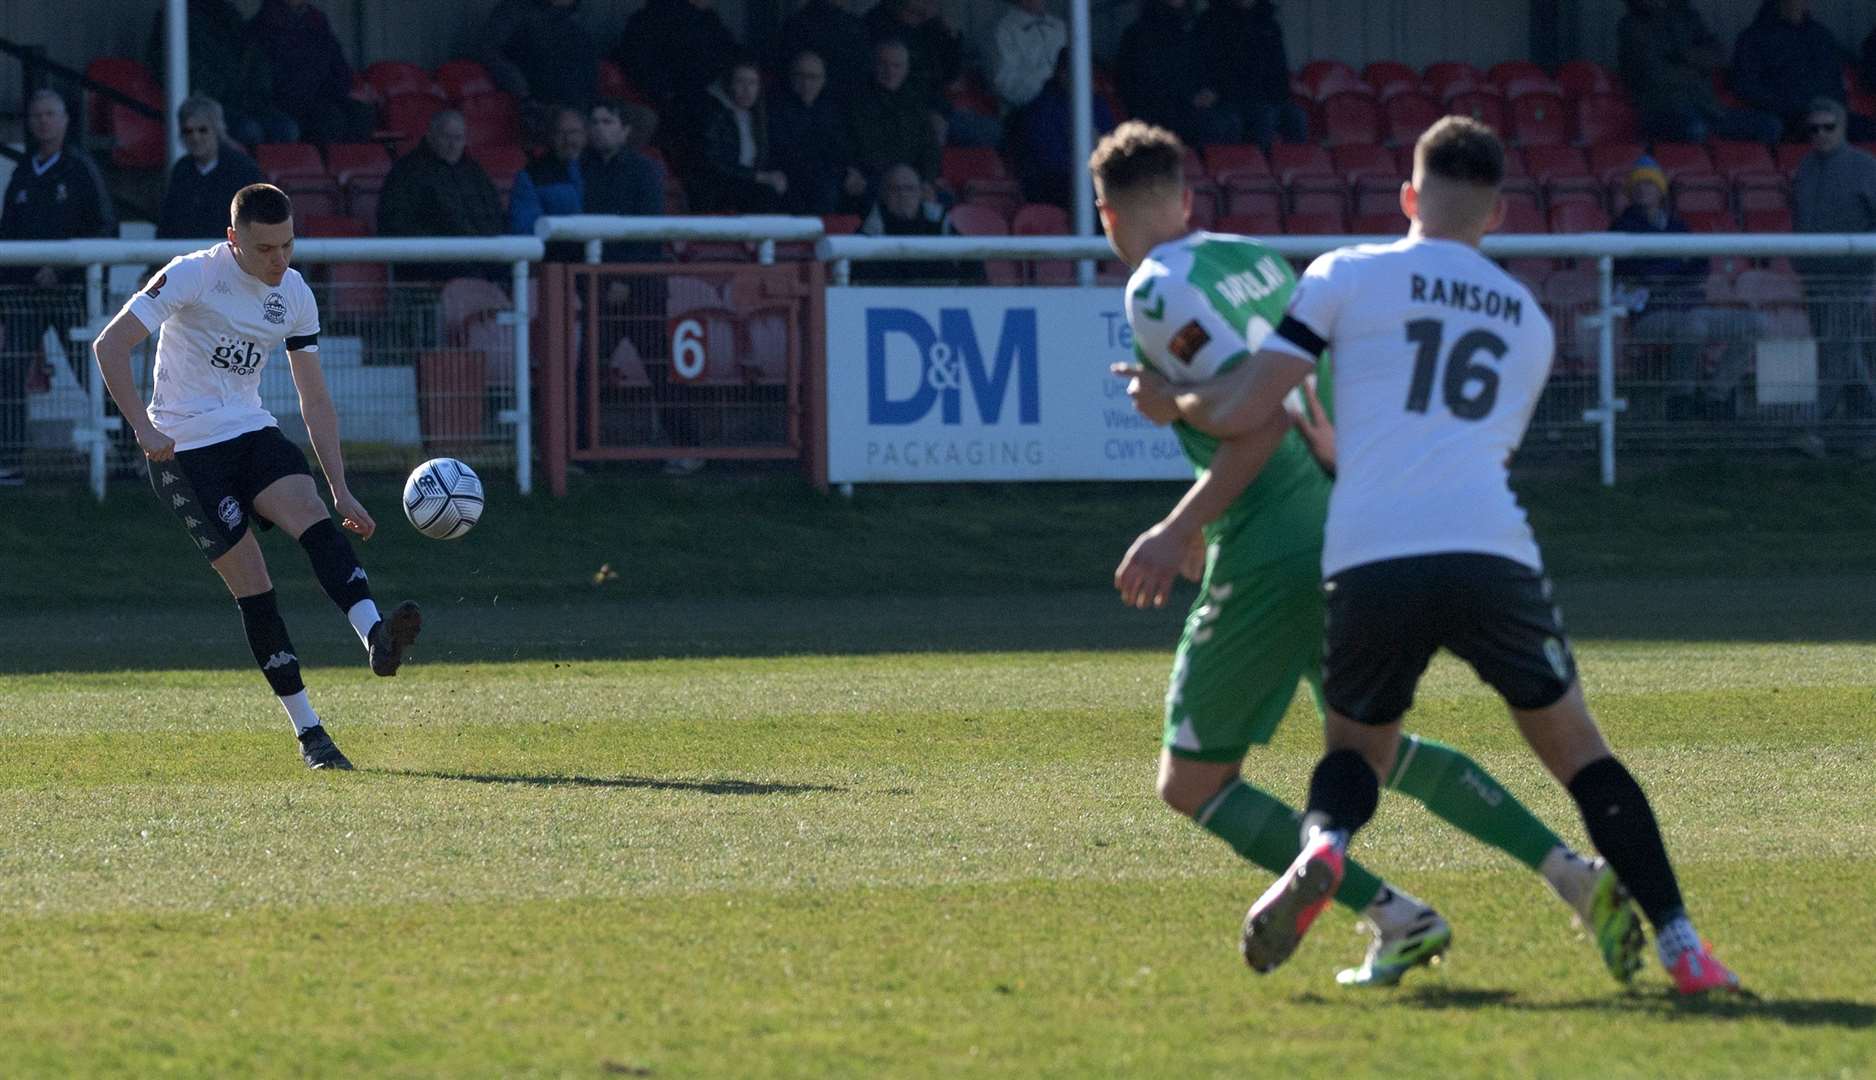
1069, 0, 1095, 287
1595, 255, 1619, 486
164, 0, 187, 163
85, 262, 107, 501
511, 259, 532, 496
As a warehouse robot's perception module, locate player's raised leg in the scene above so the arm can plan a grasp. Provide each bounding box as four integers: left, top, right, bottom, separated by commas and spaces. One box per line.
253, 473, 421, 676
1515, 683, 1740, 994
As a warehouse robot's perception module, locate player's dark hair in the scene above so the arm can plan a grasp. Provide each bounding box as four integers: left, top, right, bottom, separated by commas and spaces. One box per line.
1414, 116, 1505, 189
1089, 121, 1186, 200
231, 183, 292, 228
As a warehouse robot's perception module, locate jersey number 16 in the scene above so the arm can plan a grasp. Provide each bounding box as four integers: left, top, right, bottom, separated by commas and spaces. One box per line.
1404, 318, 1507, 420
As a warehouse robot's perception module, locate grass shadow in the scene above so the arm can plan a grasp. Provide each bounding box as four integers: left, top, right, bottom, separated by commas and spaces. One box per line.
1358, 985, 1876, 1029
375, 768, 844, 797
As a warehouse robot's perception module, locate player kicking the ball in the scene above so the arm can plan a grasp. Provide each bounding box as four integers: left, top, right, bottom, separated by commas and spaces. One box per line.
1091, 121, 1645, 988
91, 183, 421, 771
1159, 117, 1738, 995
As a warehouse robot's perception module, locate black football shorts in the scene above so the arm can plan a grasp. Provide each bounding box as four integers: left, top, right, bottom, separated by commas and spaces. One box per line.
147, 425, 314, 560
1322, 552, 1578, 726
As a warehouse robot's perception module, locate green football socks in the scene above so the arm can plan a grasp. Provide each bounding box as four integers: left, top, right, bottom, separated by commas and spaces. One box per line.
1385, 734, 1560, 870
1195, 778, 1384, 912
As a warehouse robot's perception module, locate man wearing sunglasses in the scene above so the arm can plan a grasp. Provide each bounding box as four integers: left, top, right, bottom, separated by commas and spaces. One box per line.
1793, 96, 1876, 459
157, 96, 264, 241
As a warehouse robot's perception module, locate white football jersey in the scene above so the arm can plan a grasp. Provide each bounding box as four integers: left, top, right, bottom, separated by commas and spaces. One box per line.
1265, 236, 1553, 576
124, 242, 320, 451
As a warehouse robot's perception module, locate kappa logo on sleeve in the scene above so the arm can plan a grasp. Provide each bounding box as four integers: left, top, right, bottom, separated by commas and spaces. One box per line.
1167, 319, 1212, 364
144, 272, 168, 298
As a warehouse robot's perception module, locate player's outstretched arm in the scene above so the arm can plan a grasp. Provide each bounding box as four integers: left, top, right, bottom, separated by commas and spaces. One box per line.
1115, 413, 1291, 609
90, 310, 172, 461
1172, 347, 1315, 438
288, 350, 374, 539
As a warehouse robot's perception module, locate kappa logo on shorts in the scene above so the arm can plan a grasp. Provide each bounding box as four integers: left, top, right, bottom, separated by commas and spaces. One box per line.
218, 496, 242, 529
159, 470, 178, 486
347, 567, 368, 583
182, 515, 201, 529
1168, 319, 1211, 364
171, 493, 187, 509
262, 292, 288, 325
1543, 637, 1570, 681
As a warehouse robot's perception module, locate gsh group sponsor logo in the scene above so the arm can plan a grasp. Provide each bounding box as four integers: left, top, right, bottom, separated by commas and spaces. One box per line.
866, 307, 1039, 426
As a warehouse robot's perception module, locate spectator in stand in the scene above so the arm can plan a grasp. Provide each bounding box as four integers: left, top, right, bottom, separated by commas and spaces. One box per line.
852, 163, 983, 284
1610, 158, 1761, 421
1115, 0, 1238, 150
581, 98, 665, 262
1791, 97, 1876, 458
247, 0, 373, 143
697, 59, 788, 213
988, 0, 1065, 111
149, 0, 296, 145
509, 105, 588, 261
770, 51, 867, 214
376, 110, 503, 280
158, 96, 265, 239
1008, 50, 1115, 207
475, 0, 601, 113
865, 0, 1000, 147
774, 0, 870, 107
1617, 0, 1781, 143
0, 90, 116, 486
850, 38, 943, 190
1198, 0, 1307, 152
614, 0, 738, 117
1732, 0, 1876, 142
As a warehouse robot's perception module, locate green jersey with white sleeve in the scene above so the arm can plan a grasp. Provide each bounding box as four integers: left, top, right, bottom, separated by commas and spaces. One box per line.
1125, 231, 1329, 566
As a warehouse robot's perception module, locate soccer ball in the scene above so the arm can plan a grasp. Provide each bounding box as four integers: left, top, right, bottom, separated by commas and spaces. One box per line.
403, 457, 483, 540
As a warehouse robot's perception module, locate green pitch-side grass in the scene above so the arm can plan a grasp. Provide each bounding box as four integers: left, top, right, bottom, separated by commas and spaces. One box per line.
3, 602, 1874, 1077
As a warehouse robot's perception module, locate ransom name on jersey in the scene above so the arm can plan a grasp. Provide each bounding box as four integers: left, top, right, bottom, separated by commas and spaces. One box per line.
211, 336, 266, 374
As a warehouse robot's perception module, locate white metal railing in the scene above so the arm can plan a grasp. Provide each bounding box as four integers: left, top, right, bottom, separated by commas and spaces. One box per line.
5, 237, 542, 499
535, 214, 825, 267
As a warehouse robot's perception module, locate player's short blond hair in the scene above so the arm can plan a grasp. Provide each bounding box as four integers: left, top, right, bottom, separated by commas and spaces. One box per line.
1089, 121, 1186, 203
1413, 116, 1506, 189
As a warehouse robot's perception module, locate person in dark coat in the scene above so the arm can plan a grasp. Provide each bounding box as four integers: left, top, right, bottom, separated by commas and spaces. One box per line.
376, 110, 503, 281
696, 60, 789, 213
1618, 0, 1781, 143
775, 0, 869, 107
1732, 0, 1876, 141
864, 0, 1001, 147
150, 0, 296, 144
475, 0, 600, 111
613, 0, 738, 115
582, 98, 666, 263
851, 163, 982, 284
849, 39, 942, 189
246, 0, 372, 142
1196, 0, 1306, 151
1114, 0, 1238, 149
769, 50, 867, 215
157, 96, 265, 239
1008, 53, 1115, 208
0, 90, 116, 481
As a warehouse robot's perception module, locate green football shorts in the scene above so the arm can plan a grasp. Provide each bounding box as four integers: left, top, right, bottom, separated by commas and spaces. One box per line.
1163, 541, 1325, 762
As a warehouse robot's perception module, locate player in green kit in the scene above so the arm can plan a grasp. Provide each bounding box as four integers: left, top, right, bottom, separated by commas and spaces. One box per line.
1090, 121, 1646, 986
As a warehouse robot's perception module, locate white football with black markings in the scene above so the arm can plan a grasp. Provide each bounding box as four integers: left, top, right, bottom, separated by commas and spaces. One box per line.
402, 457, 484, 540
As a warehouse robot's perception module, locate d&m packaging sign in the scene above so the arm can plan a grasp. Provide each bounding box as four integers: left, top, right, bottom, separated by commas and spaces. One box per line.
825, 288, 1190, 483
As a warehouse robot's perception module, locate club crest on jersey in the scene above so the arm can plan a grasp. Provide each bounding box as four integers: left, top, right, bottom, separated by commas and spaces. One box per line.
144, 272, 168, 298
218, 496, 242, 529
1168, 320, 1211, 364
262, 292, 287, 324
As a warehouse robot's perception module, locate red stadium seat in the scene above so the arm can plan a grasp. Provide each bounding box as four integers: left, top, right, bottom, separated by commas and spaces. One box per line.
1487, 60, 1548, 90
1383, 92, 1442, 146
325, 143, 392, 185
1509, 93, 1570, 146
1187, 180, 1220, 229
821, 214, 862, 235
85, 57, 164, 169
282, 179, 343, 219
1351, 210, 1409, 235
363, 60, 438, 101
1651, 142, 1713, 181
460, 91, 521, 148
1011, 202, 1070, 234
345, 174, 384, 223
1289, 179, 1347, 218
941, 146, 1006, 190
1682, 209, 1738, 232
1556, 60, 1616, 97
1362, 61, 1421, 100
1283, 210, 1347, 235
255, 142, 326, 183
947, 202, 1008, 236
596, 60, 649, 106
1497, 200, 1548, 233
1573, 93, 1638, 146
1332, 144, 1394, 182
1424, 61, 1485, 100
434, 59, 496, 103
1220, 172, 1282, 218
330, 263, 388, 317
1588, 141, 1647, 185
1548, 201, 1609, 233
1217, 212, 1281, 238
1737, 181, 1788, 212
1672, 178, 1729, 215
1446, 91, 1507, 134
1202, 144, 1267, 178
1734, 266, 1803, 304
1300, 60, 1362, 99
1499, 176, 1542, 213
1353, 174, 1406, 216
382, 92, 446, 147
962, 177, 1023, 220
1320, 93, 1381, 147
1268, 143, 1334, 185
1708, 140, 1775, 182
1521, 145, 1590, 184
298, 214, 368, 238
945, 72, 999, 118
1775, 142, 1810, 178
469, 143, 526, 194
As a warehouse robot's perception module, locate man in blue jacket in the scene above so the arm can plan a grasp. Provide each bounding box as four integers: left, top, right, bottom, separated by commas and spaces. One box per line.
509, 105, 589, 261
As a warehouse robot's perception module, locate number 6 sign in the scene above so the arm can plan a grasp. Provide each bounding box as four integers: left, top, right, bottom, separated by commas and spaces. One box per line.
669, 317, 706, 382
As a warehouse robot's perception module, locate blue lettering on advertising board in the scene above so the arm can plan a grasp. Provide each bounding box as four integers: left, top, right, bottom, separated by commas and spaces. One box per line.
866, 307, 1040, 425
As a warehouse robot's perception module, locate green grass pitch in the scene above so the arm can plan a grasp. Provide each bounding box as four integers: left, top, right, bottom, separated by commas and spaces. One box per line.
3, 466, 1874, 1077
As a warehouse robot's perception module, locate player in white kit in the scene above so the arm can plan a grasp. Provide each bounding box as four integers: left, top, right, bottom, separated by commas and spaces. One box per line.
90, 184, 422, 770
1155, 118, 1741, 995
